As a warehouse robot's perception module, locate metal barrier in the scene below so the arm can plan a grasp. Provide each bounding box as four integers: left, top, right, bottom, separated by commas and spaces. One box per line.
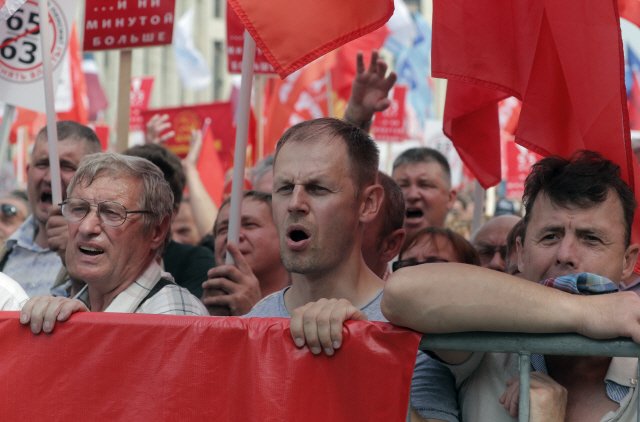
415, 332, 640, 422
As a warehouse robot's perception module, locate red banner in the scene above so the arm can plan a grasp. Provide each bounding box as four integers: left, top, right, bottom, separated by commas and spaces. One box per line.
83, 0, 175, 51
226, 2, 275, 74
129, 76, 154, 132
372, 85, 407, 142
0, 312, 419, 421
141, 102, 257, 170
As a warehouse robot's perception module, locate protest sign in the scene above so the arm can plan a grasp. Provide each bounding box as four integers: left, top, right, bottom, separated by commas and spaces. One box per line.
129, 76, 153, 132
83, 0, 175, 52
372, 85, 407, 142
226, 2, 275, 74
0, 0, 77, 112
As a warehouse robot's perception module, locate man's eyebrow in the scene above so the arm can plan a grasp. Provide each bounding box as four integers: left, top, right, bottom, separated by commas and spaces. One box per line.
535, 224, 564, 234
575, 227, 607, 237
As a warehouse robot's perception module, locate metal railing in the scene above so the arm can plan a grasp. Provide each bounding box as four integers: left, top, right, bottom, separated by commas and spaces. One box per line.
413, 332, 640, 422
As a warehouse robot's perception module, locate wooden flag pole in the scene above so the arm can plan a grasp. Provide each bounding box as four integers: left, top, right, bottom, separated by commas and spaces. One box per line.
39, 0, 62, 205
116, 50, 133, 153
225, 29, 255, 265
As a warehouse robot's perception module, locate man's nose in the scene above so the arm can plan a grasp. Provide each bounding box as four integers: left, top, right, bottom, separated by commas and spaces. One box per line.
487, 250, 506, 272
555, 236, 578, 268
287, 186, 309, 214
77, 207, 102, 235
404, 184, 420, 200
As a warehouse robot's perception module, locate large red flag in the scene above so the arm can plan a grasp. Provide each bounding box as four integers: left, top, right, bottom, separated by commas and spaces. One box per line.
433, 0, 640, 268
433, 0, 636, 190
228, 0, 394, 78
0, 312, 420, 421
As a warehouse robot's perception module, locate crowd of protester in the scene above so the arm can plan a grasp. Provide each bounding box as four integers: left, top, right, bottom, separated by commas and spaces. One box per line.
1, 50, 639, 422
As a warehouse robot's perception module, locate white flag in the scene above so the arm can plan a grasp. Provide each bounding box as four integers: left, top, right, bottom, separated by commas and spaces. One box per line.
174, 8, 212, 91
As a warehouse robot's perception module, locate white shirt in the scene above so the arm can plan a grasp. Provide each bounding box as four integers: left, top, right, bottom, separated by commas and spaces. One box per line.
0, 272, 29, 311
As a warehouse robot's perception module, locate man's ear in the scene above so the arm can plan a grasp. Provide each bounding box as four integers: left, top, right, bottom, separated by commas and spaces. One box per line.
379, 229, 406, 263
621, 243, 640, 281
446, 188, 458, 211
150, 214, 171, 251
359, 184, 384, 224
516, 236, 525, 276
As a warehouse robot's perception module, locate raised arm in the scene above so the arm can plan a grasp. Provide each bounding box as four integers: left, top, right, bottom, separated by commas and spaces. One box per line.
343, 50, 397, 132
381, 263, 640, 341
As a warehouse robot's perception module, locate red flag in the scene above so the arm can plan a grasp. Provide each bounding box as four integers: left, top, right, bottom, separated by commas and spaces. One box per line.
198, 126, 226, 207
263, 55, 334, 156
228, 0, 394, 78
56, 25, 89, 125
0, 312, 419, 421
619, 0, 640, 28
434, 0, 640, 270
433, 0, 635, 189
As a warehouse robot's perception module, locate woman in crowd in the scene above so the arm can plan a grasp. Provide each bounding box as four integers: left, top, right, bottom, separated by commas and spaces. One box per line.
393, 226, 480, 272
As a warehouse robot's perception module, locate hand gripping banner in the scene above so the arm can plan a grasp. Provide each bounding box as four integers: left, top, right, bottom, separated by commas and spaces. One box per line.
0, 312, 420, 421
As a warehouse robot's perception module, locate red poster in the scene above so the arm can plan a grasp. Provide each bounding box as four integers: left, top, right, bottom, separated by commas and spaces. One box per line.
505, 141, 541, 199
83, 0, 175, 51
372, 85, 407, 142
129, 76, 154, 131
226, 2, 275, 74
88, 122, 110, 151
141, 102, 257, 171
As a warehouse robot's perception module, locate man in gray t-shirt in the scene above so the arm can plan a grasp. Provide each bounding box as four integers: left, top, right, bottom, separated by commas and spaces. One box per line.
252, 117, 459, 422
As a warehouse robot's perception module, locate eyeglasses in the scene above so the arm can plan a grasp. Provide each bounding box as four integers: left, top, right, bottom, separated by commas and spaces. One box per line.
60, 197, 151, 227
392, 257, 450, 272
475, 244, 508, 265
0, 203, 18, 218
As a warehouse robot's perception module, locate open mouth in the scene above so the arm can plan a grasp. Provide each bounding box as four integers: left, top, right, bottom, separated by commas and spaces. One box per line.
289, 230, 309, 242
406, 208, 424, 219
40, 191, 52, 205
79, 246, 104, 256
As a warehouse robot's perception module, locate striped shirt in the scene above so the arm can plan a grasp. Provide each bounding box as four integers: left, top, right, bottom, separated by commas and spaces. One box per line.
75, 261, 208, 315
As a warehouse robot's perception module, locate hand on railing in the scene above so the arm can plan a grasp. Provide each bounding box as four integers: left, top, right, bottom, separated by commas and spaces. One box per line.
289, 298, 367, 356
500, 371, 567, 422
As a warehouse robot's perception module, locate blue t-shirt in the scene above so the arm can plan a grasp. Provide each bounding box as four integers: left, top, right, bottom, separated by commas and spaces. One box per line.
245, 287, 460, 422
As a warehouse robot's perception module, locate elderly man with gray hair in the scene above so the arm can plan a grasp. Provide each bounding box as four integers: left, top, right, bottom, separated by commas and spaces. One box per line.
21, 152, 207, 332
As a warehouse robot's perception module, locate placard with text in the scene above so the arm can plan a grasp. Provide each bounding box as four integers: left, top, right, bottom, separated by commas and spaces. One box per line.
83, 0, 175, 51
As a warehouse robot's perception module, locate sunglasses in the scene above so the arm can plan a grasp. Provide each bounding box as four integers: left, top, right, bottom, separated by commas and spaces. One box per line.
0, 203, 19, 218
392, 257, 450, 272
475, 244, 507, 265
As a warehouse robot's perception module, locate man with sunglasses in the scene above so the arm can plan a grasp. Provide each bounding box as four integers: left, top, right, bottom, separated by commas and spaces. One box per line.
0, 192, 30, 249
21, 153, 207, 329
471, 214, 521, 272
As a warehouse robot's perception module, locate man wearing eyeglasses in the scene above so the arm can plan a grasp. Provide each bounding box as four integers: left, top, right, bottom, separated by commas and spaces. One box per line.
471, 215, 521, 272
21, 152, 207, 328
0, 122, 102, 298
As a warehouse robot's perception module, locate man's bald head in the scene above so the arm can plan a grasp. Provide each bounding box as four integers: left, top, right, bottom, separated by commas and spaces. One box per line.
472, 215, 521, 272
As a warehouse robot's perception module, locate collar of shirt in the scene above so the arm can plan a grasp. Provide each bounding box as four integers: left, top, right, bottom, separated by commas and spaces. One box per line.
6, 215, 46, 253
75, 261, 172, 313
531, 354, 634, 403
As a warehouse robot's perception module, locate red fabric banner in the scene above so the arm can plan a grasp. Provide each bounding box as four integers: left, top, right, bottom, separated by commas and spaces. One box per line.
228, 0, 394, 78
0, 312, 419, 421
433, 0, 636, 190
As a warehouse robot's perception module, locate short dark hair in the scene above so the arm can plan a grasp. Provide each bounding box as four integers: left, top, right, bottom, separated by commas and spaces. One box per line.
123, 144, 185, 208
274, 118, 379, 197
505, 218, 525, 258
213, 190, 273, 236
392, 147, 451, 187
36, 121, 102, 153
522, 150, 637, 247
376, 171, 405, 242
399, 226, 480, 266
